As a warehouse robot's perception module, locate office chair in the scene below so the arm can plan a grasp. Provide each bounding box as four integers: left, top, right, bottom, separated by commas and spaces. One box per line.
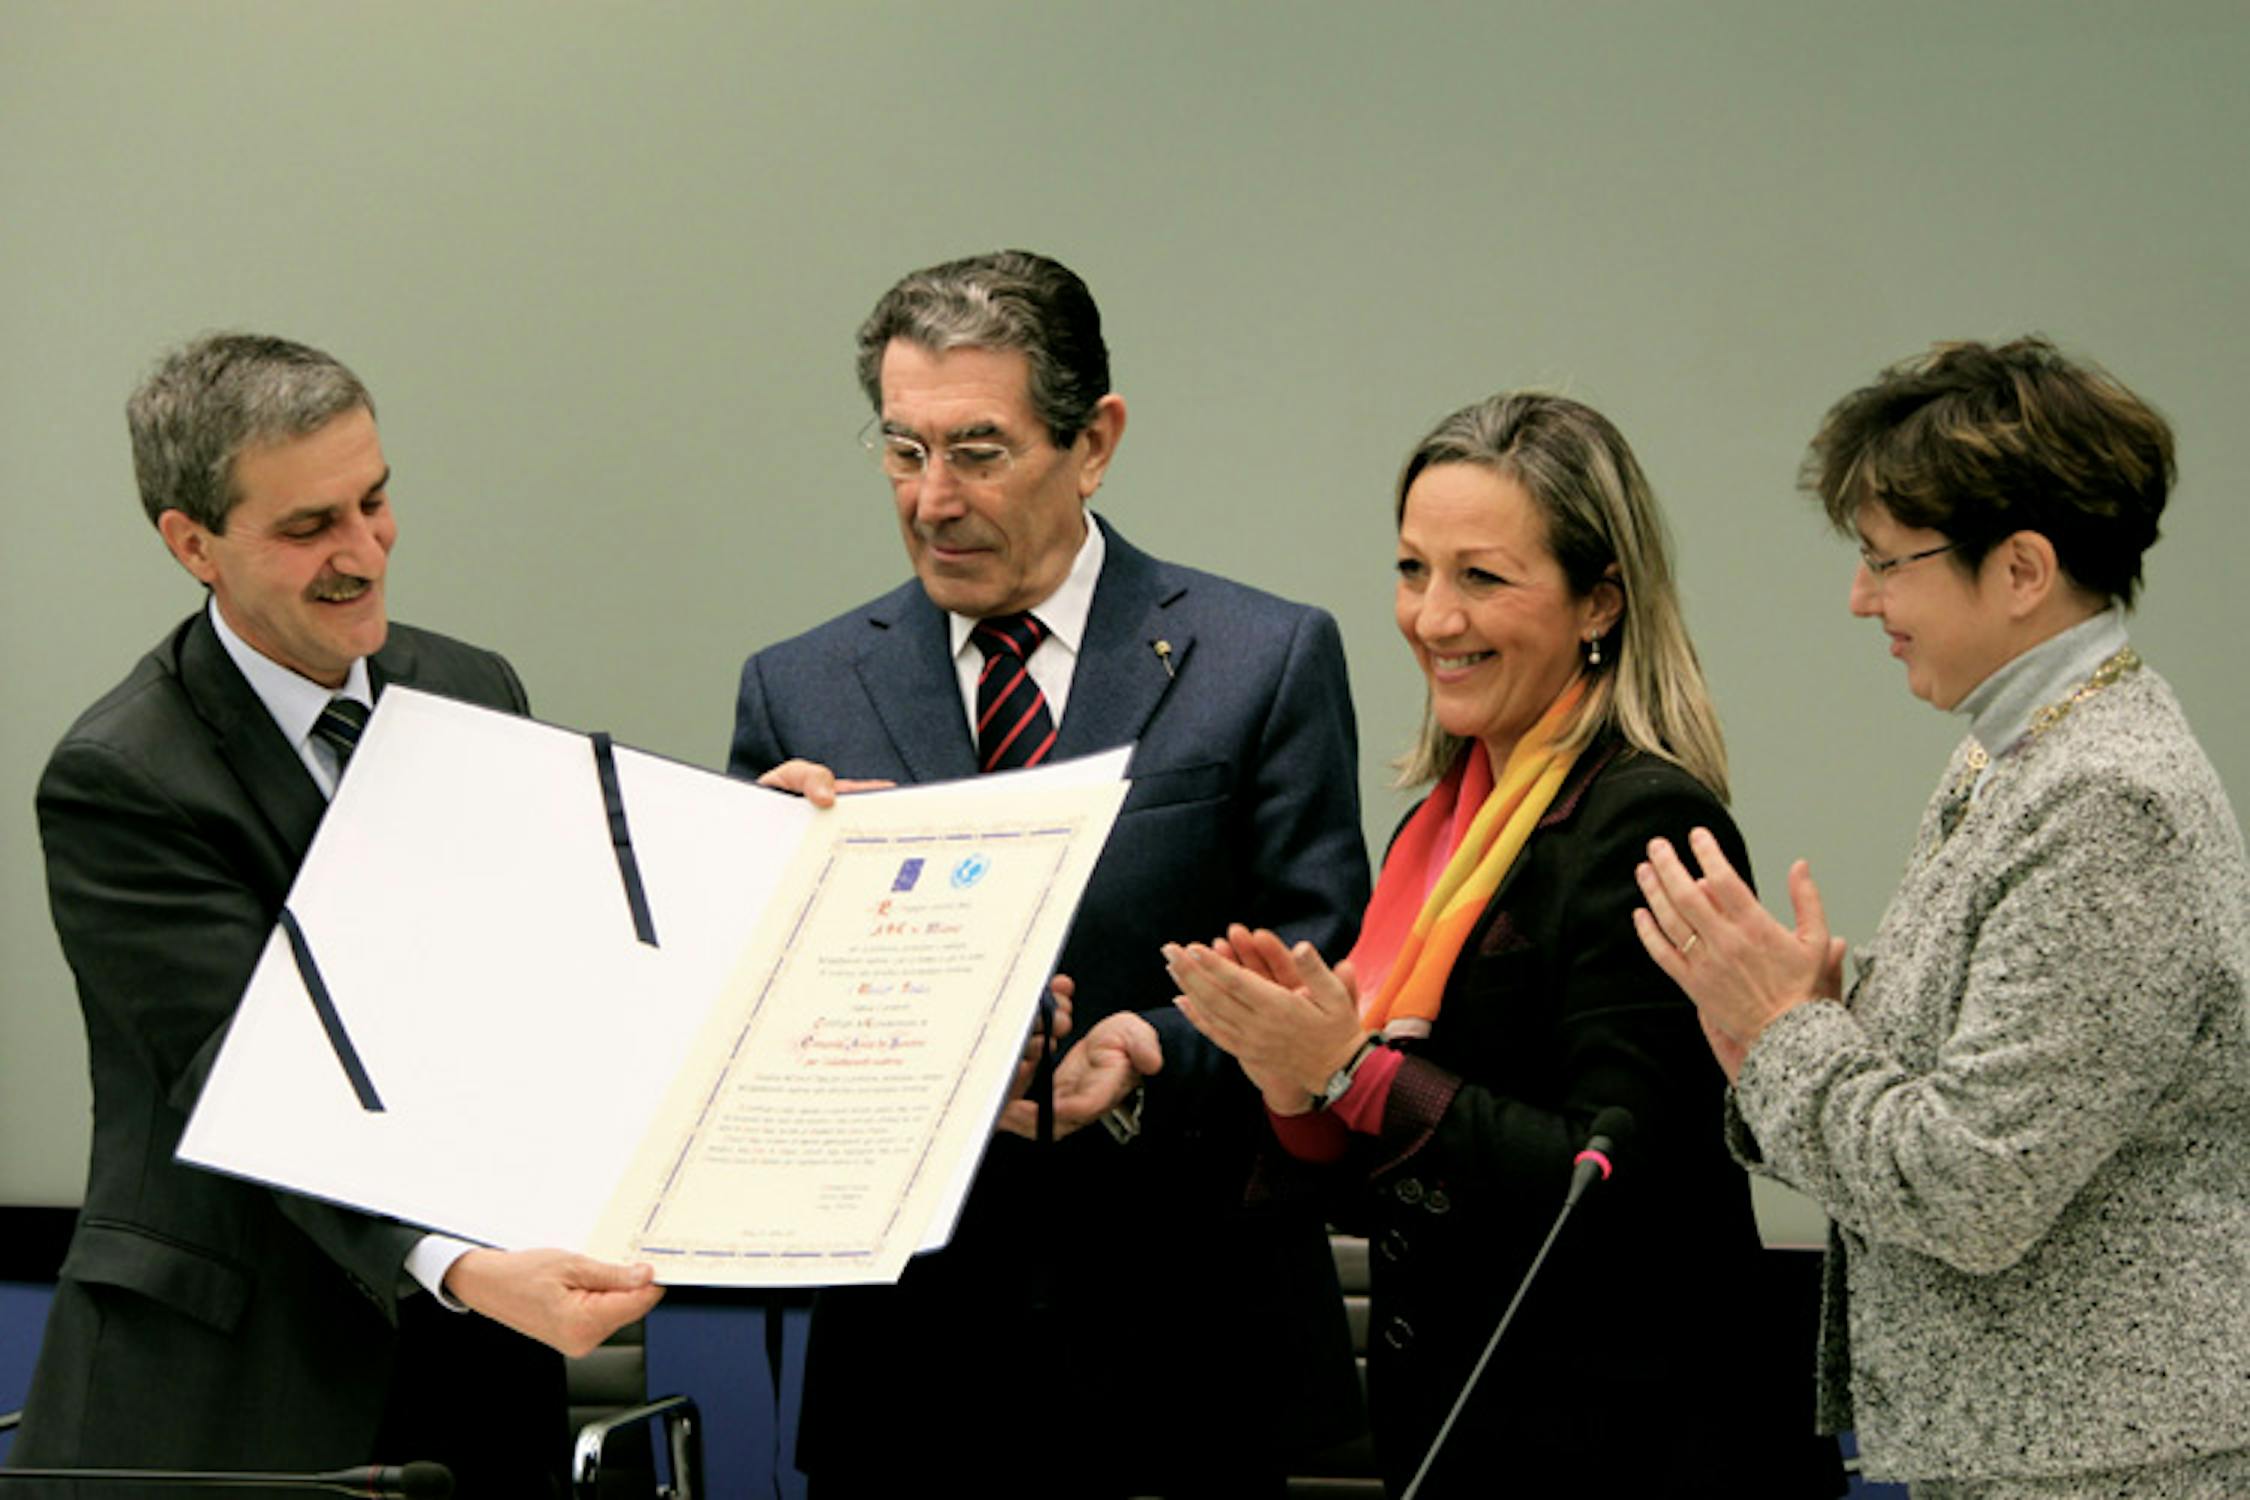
568, 1319, 703, 1500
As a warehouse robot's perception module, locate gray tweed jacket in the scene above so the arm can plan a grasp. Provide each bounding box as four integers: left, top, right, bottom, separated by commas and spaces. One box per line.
1728, 665, 2250, 1484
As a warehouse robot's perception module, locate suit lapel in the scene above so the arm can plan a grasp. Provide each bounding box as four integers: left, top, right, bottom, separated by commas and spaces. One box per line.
174, 611, 327, 865
1053, 518, 1189, 761
852, 585, 982, 782
368, 626, 419, 696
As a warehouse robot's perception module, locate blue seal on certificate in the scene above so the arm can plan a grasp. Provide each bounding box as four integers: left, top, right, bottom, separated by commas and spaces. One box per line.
950, 853, 990, 889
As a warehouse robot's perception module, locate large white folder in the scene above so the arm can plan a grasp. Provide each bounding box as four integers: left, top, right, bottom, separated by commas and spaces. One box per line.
177, 687, 1128, 1286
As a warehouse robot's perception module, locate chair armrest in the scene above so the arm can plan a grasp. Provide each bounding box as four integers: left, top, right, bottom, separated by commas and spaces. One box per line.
573, 1394, 702, 1500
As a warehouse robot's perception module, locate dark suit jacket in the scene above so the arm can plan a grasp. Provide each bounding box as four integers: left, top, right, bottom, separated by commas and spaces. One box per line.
728, 518, 1371, 1491
1320, 741, 1833, 1497
10, 611, 565, 1491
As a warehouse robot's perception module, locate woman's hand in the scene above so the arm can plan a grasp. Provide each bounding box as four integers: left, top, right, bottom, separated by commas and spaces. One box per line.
1696, 1009, 1751, 1085
1633, 828, 1845, 1076
1167, 925, 1368, 1114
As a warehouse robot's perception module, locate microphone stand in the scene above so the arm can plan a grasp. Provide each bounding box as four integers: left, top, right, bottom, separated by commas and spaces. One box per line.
0, 1462, 453, 1498
1399, 1110, 1631, 1500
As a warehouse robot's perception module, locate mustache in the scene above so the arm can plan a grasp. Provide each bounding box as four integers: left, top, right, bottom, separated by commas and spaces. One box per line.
915, 519, 999, 550
306, 573, 377, 602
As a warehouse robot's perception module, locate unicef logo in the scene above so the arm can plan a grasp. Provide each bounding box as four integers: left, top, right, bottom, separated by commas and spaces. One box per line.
950, 853, 990, 889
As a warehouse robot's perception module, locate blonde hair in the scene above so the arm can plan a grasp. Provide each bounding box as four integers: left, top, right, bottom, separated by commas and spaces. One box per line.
1393, 392, 1730, 801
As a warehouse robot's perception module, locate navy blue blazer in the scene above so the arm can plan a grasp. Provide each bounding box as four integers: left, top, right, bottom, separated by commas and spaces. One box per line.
728, 517, 1372, 1488
12, 611, 565, 1489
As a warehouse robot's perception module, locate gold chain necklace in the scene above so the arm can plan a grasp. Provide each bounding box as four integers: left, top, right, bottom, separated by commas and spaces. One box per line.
1960, 646, 2142, 781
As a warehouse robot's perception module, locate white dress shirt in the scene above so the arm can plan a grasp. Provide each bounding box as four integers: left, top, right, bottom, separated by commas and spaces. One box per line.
207, 598, 375, 794
944, 515, 1105, 738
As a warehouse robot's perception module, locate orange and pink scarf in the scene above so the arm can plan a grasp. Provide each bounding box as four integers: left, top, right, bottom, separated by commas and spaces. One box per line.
1350, 683, 1585, 1038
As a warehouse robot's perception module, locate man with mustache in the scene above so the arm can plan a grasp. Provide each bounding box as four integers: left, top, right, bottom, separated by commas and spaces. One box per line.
728, 251, 1370, 1497
9, 333, 660, 1490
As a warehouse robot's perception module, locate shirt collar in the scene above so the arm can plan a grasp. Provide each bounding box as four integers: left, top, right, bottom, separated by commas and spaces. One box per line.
946, 513, 1105, 660
206, 596, 375, 751
1956, 604, 2130, 756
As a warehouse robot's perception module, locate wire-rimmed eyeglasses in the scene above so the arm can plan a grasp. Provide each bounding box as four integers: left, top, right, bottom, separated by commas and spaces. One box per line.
861, 420, 1020, 486
1858, 541, 1957, 581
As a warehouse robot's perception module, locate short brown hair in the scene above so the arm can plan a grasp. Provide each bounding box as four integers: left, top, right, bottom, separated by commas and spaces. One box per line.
1803, 336, 2174, 606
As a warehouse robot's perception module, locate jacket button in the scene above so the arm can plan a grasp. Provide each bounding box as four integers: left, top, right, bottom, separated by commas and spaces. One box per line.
1393, 1176, 1425, 1206
1377, 1228, 1411, 1263
1425, 1187, 1452, 1215
1382, 1316, 1416, 1350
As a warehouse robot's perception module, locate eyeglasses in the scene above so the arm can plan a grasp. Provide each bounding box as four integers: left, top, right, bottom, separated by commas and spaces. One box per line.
1858, 541, 1957, 581
861, 421, 1020, 486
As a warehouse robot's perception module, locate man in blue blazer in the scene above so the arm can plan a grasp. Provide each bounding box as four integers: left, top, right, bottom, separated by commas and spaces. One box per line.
728, 252, 1370, 1497
10, 334, 660, 1489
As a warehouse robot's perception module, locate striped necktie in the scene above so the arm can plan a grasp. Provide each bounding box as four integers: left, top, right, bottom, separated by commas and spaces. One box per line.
312, 696, 372, 775
973, 613, 1058, 772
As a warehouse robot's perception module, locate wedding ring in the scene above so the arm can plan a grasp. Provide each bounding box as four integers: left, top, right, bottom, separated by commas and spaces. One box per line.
1678, 932, 1701, 957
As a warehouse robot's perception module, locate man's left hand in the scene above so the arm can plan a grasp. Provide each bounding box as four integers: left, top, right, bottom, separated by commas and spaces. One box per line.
994, 975, 1074, 1133
998, 1008, 1163, 1141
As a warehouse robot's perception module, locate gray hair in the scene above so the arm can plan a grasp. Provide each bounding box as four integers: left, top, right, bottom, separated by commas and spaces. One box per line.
854, 250, 1109, 447
127, 332, 373, 532
1393, 392, 1731, 802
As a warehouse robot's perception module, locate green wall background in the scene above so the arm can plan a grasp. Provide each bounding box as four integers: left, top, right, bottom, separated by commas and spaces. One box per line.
6, 2, 2247, 1245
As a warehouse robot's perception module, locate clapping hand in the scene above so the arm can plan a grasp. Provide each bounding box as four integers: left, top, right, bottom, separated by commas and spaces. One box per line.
1168, 924, 1369, 1116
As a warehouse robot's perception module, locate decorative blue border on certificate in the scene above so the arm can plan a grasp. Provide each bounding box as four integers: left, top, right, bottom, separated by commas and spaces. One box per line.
621, 817, 1083, 1278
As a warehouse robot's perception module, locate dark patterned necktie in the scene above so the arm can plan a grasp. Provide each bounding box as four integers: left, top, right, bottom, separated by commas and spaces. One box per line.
973, 613, 1058, 772
312, 696, 372, 775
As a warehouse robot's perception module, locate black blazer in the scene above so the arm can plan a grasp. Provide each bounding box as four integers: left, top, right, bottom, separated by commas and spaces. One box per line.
10, 611, 565, 1488
1324, 742, 1831, 1497
728, 519, 1372, 1490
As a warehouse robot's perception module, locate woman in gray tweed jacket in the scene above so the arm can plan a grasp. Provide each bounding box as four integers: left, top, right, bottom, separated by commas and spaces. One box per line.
1633, 338, 2250, 1498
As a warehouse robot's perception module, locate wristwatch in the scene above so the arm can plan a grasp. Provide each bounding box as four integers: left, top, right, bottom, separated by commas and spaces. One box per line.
1100, 1085, 1145, 1144
1311, 1034, 1383, 1112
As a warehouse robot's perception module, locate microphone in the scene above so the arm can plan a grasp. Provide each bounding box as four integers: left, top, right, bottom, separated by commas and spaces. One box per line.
1399, 1109, 1637, 1500
1564, 1105, 1636, 1209
319, 1463, 454, 1499
0, 1460, 453, 1497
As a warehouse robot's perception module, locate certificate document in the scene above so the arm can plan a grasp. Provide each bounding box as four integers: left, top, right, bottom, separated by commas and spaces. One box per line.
177, 688, 1128, 1286
593, 796, 1111, 1283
